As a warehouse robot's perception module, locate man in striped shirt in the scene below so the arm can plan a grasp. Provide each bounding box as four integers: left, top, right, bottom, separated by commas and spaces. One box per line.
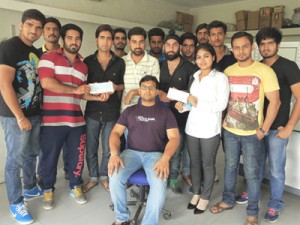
38, 23, 103, 210
121, 27, 160, 112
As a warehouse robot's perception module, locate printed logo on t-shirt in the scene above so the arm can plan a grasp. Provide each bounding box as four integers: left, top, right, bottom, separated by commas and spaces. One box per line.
136, 116, 156, 122
16, 52, 41, 110
224, 75, 260, 130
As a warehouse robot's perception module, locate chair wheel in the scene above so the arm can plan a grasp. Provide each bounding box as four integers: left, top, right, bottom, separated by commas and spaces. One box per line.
163, 212, 171, 220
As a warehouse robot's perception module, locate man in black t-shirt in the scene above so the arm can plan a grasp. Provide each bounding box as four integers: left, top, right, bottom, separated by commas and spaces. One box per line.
0, 9, 46, 225
108, 75, 179, 225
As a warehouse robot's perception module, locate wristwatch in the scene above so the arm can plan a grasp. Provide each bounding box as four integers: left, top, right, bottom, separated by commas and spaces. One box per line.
259, 128, 269, 137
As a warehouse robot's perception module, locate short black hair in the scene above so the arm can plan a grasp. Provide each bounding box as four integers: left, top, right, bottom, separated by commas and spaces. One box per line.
95, 24, 114, 39
208, 20, 227, 34
148, 28, 165, 41
231, 31, 253, 46
139, 75, 159, 89
61, 23, 84, 40
128, 27, 147, 40
45, 17, 61, 30
256, 27, 282, 46
180, 32, 197, 46
21, 9, 46, 27
195, 43, 217, 69
195, 23, 208, 34
113, 28, 127, 38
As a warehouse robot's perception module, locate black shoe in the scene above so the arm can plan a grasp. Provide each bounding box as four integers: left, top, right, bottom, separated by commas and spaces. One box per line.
187, 202, 197, 209
194, 207, 205, 214
112, 220, 130, 225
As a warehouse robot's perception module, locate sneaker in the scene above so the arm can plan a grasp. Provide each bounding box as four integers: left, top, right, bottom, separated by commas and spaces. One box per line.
235, 191, 248, 204
43, 191, 54, 210
264, 209, 280, 223
10, 201, 33, 224
169, 179, 182, 194
69, 186, 87, 204
24, 186, 43, 201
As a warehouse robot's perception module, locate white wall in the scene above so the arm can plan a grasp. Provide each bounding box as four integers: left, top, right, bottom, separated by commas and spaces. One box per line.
191, 0, 298, 29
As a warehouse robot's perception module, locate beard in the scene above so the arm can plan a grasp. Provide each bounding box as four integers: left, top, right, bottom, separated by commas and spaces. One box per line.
132, 48, 144, 56
261, 49, 278, 59
166, 50, 180, 61
64, 44, 80, 54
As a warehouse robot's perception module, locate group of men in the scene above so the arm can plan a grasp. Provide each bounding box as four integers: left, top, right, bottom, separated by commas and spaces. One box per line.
0, 7, 299, 225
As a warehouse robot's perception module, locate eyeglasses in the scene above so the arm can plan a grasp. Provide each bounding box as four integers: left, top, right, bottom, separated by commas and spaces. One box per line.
140, 85, 156, 91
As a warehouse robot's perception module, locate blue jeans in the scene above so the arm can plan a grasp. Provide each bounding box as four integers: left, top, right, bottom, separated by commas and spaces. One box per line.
169, 126, 190, 179
0, 115, 41, 204
222, 129, 262, 216
85, 117, 115, 181
261, 129, 288, 211
109, 149, 167, 225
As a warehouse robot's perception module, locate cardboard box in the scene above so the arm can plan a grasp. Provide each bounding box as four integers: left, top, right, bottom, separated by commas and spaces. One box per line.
272, 12, 284, 29
247, 11, 259, 30
235, 10, 249, 21
237, 20, 247, 31
259, 7, 273, 29
176, 12, 194, 25
273, 5, 285, 13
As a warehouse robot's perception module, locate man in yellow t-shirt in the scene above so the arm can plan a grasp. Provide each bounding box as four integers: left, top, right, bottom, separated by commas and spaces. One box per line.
210, 32, 281, 225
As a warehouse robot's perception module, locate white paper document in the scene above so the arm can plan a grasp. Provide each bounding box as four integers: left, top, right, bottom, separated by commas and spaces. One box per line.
167, 88, 189, 103
89, 82, 114, 94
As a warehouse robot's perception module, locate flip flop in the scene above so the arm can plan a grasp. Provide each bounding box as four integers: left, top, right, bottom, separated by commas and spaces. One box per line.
82, 180, 99, 193
210, 202, 233, 214
245, 216, 258, 225
101, 179, 110, 192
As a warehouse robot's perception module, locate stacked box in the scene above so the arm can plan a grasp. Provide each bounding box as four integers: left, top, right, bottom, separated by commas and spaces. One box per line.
176, 11, 193, 33
247, 11, 260, 30
259, 7, 273, 29
272, 5, 285, 29
235, 10, 248, 31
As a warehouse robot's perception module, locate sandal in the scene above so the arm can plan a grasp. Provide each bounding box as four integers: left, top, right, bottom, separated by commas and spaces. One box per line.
101, 179, 110, 192
82, 180, 99, 193
245, 216, 258, 225
210, 202, 233, 214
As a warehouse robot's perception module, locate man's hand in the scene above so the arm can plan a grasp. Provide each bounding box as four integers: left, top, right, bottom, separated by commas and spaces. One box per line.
124, 90, 135, 105
108, 155, 124, 177
96, 93, 110, 102
187, 95, 197, 107
276, 126, 292, 139
75, 84, 90, 95
256, 129, 264, 140
17, 117, 32, 131
153, 156, 169, 181
158, 91, 171, 103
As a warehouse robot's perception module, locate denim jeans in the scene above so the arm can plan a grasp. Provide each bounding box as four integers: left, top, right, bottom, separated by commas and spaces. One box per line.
109, 149, 167, 225
169, 126, 190, 179
261, 129, 288, 211
222, 129, 262, 216
0, 115, 41, 204
85, 117, 115, 181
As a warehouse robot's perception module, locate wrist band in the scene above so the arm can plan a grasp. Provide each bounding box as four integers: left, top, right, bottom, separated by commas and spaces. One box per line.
17, 117, 25, 124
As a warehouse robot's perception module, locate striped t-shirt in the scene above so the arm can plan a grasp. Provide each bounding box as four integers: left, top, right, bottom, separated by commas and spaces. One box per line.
121, 51, 160, 112
38, 48, 87, 127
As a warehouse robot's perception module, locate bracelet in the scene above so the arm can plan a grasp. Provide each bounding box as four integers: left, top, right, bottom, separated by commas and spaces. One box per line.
17, 117, 25, 124
110, 152, 119, 157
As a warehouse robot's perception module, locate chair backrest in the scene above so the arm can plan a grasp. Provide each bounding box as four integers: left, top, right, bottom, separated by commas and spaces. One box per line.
127, 169, 149, 186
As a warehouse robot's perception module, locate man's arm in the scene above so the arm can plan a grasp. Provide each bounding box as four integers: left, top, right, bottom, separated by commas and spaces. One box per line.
257, 90, 281, 139
0, 65, 31, 131
124, 88, 139, 105
40, 77, 90, 95
277, 83, 300, 138
154, 128, 180, 180
107, 123, 126, 176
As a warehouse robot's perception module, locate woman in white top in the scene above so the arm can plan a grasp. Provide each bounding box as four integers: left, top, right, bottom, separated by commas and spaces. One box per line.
175, 43, 229, 214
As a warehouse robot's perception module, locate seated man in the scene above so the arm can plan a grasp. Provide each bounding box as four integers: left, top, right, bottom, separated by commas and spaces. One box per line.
108, 75, 180, 225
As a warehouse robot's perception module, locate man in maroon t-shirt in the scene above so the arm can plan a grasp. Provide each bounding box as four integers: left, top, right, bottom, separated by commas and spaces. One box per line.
108, 75, 179, 225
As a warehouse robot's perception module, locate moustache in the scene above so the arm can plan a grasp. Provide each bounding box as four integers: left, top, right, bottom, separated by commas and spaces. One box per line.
48, 34, 57, 38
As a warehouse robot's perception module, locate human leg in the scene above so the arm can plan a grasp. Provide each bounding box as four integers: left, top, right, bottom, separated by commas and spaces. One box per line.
142, 152, 166, 225
109, 149, 142, 223
241, 134, 262, 216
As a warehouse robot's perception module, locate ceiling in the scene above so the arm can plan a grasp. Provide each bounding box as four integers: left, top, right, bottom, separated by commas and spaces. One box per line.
164, 0, 247, 8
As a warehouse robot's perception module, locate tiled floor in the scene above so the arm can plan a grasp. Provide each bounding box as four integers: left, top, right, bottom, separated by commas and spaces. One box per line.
1, 150, 300, 225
